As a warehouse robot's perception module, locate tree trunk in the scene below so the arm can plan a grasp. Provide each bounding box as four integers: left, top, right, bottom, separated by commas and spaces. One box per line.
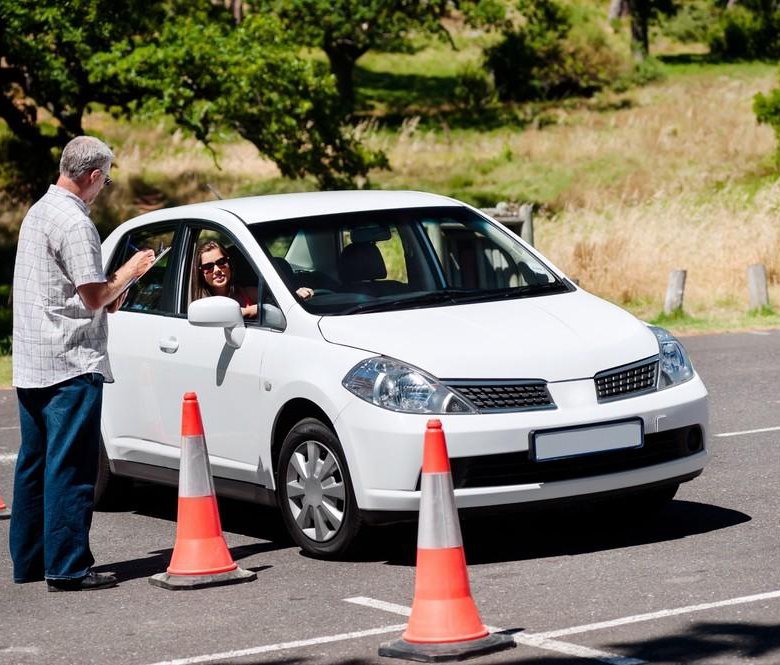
608, 0, 627, 21
324, 46, 359, 111
626, 0, 650, 61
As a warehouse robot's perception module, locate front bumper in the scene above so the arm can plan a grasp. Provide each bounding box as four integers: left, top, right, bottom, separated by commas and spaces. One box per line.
333, 373, 709, 511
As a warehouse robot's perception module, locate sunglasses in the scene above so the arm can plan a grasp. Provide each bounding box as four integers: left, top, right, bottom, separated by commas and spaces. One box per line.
104, 174, 113, 187
199, 256, 230, 273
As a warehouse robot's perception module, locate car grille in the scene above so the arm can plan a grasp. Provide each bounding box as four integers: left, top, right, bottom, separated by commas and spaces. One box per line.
445, 425, 703, 489
445, 381, 555, 413
594, 357, 658, 402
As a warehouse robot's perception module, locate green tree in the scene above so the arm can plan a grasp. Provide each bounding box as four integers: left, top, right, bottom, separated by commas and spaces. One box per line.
609, 0, 679, 60
252, 0, 505, 109
0, 0, 382, 198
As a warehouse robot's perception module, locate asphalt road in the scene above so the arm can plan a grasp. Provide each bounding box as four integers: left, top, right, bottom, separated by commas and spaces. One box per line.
1, 330, 779, 665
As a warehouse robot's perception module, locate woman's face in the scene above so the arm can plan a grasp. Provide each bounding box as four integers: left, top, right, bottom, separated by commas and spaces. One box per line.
199, 247, 232, 294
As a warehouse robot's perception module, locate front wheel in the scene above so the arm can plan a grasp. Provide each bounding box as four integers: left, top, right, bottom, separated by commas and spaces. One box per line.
277, 418, 362, 557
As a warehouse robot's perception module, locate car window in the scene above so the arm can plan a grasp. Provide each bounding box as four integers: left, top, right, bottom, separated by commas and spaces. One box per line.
250, 207, 567, 316
115, 226, 177, 314
187, 227, 281, 328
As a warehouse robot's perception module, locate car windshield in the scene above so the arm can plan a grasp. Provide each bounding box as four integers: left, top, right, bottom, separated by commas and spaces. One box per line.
250, 206, 570, 316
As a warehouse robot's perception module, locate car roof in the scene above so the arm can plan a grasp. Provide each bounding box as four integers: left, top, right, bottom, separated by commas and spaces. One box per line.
130, 190, 464, 226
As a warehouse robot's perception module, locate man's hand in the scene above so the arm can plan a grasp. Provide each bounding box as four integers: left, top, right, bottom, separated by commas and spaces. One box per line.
128, 249, 156, 278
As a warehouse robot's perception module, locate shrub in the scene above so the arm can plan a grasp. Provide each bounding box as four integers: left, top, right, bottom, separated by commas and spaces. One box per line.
486, 0, 624, 103
709, 5, 780, 60
452, 64, 497, 114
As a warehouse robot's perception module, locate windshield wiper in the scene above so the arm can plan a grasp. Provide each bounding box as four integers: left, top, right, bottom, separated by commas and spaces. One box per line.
451, 282, 569, 304
341, 289, 474, 315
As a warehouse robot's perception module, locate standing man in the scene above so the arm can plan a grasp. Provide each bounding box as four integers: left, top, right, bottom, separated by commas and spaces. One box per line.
10, 136, 155, 591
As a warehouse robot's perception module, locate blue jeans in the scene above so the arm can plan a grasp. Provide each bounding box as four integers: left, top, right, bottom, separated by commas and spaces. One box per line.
10, 373, 104, 582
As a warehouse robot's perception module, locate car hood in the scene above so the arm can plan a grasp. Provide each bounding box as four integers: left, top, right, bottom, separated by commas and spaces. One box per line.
318, 290, 659, 382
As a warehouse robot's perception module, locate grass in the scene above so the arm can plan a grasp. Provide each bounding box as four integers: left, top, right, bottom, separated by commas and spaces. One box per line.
0, 356, 11, 388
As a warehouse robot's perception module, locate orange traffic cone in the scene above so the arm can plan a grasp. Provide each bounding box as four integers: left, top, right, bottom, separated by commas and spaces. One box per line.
0, 492, 9, 520
379, 420, 515, 661
149, 392, 256, 590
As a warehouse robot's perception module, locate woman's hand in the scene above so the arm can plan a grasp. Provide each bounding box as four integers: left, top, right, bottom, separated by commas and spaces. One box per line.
241, 304, 258, 319
296, 287, 314, 300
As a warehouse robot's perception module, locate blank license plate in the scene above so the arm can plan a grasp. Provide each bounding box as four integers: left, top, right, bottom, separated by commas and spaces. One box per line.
532, 419, 643, 462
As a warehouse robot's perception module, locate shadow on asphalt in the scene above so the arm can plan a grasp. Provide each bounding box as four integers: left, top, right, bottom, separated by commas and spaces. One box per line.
109, 482, 750, 568
367, 499, 750, 567
608, 620, 780, 663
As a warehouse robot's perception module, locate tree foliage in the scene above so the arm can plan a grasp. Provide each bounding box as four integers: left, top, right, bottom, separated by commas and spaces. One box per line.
487, 0, 624, 102
251, 0, 506, 109
0, 0, 383, 198
710, 0, 780, 59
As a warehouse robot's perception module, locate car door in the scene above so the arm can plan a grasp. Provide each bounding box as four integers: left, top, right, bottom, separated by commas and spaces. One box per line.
149, 217, 282, 488
102, 222, 183, 468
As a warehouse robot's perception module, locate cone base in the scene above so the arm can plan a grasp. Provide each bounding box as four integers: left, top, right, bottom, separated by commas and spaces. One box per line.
0, 508, 9, 520
379, 632, 515, 662
149, 566, 256, 590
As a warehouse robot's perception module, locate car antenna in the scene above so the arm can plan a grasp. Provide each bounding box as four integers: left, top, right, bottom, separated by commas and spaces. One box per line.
205, 183, 224, 200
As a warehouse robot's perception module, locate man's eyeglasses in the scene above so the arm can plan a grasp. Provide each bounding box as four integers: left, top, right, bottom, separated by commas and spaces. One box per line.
103, 174, 113, 187
199, 257, 230, 273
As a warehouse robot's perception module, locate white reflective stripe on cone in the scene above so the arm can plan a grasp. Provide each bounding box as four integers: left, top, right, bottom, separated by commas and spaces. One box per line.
179, 435, 216, 498
417, 471, 463, 549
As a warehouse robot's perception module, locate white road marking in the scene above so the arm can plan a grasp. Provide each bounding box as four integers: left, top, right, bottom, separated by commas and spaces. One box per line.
345, 596, 410, 616
345, 596, 645, 664
0, 452, 17, 464
144, 624, 407, 665
746, 331, 771, 336
535, 589, 780, 639
714, 425, 780, 438
0, 425, 20, 430
0, 647, 40, 655
513, 634, 644, 664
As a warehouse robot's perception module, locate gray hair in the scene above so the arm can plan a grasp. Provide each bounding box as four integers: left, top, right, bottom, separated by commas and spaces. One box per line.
59, 136, 114, 180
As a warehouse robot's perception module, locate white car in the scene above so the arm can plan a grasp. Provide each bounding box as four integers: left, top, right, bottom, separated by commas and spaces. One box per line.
98, 190, 709, 557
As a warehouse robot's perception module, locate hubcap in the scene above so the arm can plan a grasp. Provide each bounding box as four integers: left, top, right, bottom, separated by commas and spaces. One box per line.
285, 440, 346, 542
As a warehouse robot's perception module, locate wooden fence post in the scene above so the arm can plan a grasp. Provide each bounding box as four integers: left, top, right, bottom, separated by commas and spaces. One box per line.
519, 203, 534, 247
747, 264, 770, 311
664, 270, 686, 315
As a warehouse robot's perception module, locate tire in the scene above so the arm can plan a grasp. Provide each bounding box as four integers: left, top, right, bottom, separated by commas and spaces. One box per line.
277, 418, 362, 558
94, 439, 132, 510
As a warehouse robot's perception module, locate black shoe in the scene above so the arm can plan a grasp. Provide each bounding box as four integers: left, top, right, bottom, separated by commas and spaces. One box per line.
47, 571, 118, 592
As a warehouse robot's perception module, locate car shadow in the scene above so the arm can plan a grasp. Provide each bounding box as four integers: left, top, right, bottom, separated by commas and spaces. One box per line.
365, 500, 751, 566
122, 481, 294, 546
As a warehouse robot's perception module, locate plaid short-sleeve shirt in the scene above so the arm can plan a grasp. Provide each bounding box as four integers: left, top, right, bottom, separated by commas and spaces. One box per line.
12, 185, 114, 388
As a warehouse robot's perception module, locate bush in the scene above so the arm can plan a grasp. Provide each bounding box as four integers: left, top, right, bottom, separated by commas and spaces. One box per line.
452, 64, 497, 114
658, 0, 717, 44
709, 5, 780, 60
486, 0, 624, 103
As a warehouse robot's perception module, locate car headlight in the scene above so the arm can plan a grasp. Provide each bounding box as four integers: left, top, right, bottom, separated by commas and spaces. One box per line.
648, 326, 694, 389
342, 357, 476, 414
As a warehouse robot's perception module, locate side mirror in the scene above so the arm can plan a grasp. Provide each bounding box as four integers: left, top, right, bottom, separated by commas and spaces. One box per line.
261, 303, 286, 331
188, 296, 246, 348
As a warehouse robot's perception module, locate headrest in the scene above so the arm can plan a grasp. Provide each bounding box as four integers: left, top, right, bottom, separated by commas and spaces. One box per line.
350, 225, 392, 243
271, 256, 295, 287
339, 242, 387, 282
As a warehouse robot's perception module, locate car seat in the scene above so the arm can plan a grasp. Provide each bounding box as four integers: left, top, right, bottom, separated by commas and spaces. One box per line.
338, 241, 409, 296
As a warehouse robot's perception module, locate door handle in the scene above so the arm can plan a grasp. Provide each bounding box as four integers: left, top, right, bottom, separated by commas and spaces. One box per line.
159, 336, 179, 353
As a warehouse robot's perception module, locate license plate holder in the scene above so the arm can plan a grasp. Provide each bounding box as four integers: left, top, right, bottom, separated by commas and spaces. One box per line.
530, 418, 644, 462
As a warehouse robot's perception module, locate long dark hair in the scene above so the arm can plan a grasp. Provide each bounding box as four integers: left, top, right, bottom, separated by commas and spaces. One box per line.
191, 240, 237, 302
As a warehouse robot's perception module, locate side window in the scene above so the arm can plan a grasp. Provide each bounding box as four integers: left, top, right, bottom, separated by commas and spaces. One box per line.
188, 227, 281, 328
115, 227, 176, 314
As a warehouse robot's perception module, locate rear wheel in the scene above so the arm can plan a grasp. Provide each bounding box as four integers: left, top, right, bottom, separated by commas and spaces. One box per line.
277, 418, 362, 557
94, 440, 132, 510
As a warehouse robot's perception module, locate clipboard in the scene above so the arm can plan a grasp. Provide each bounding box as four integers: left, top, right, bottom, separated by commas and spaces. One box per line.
120, 245, 171, 296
